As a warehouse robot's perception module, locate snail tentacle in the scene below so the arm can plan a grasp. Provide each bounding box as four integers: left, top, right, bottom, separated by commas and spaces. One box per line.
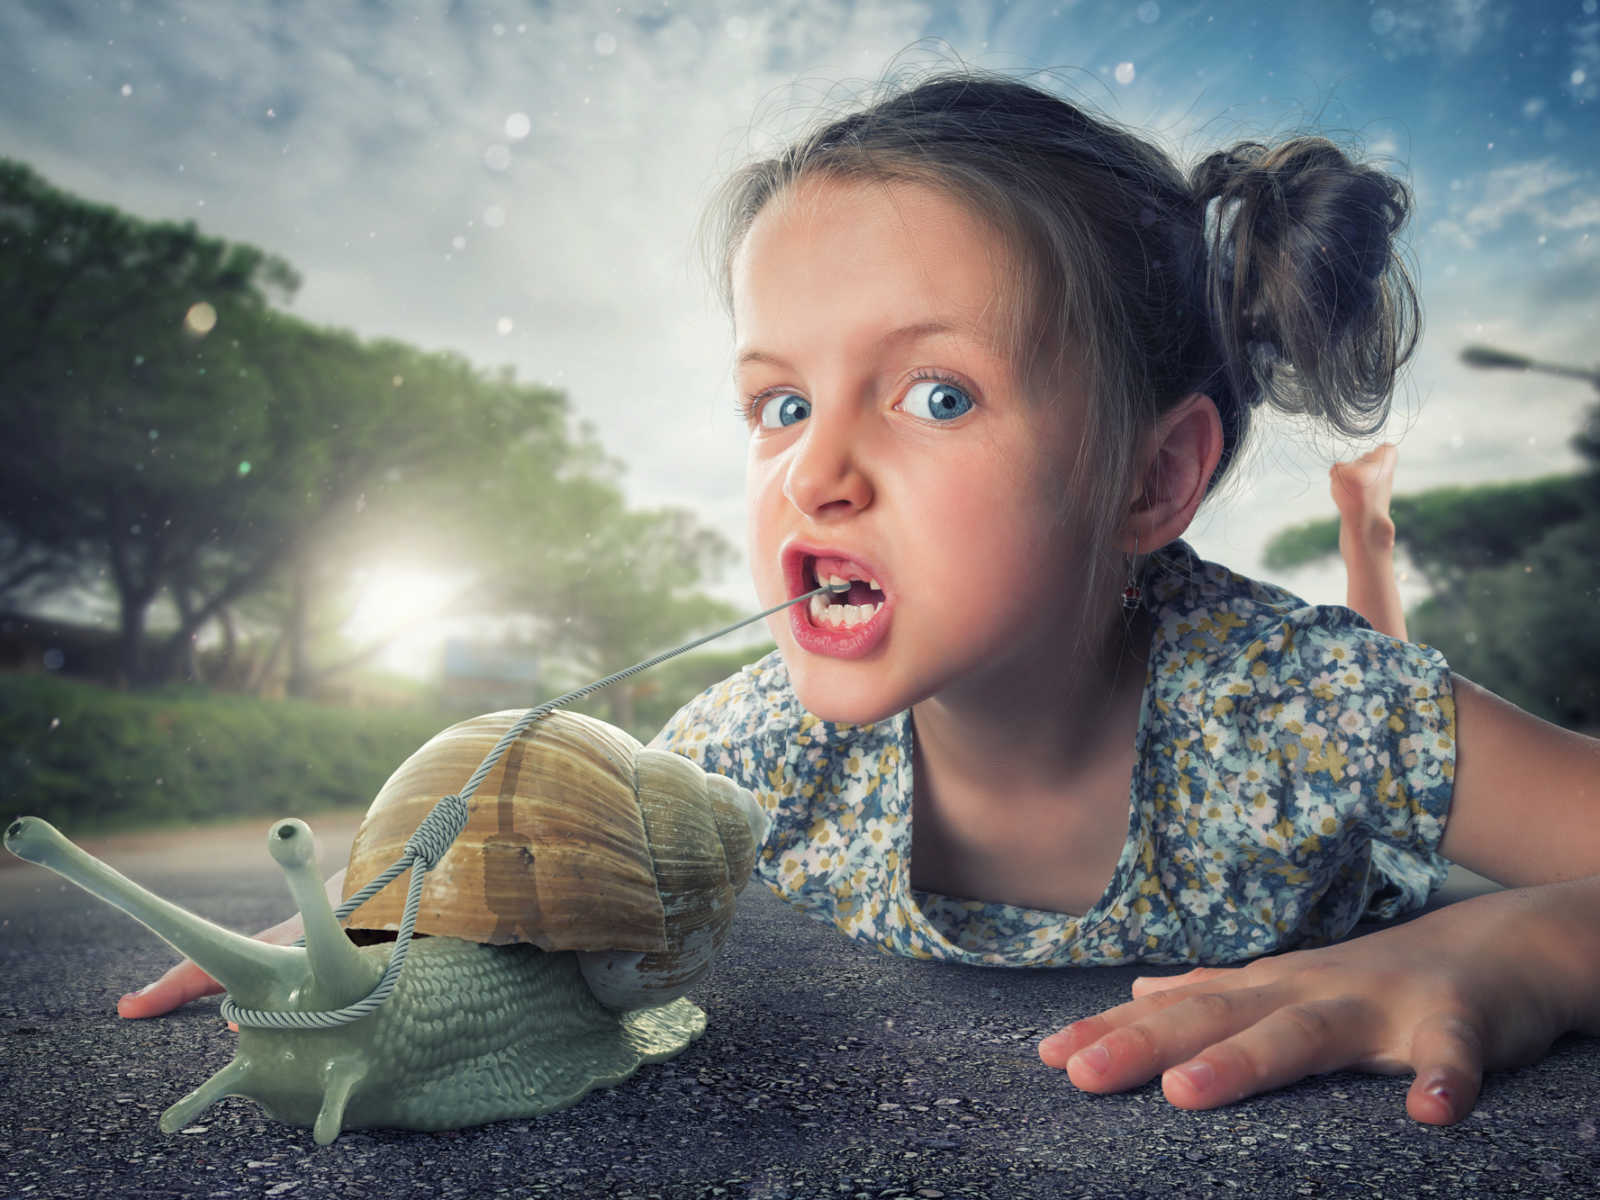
158, 1057, 253, 1133
314, 1058, 369, 1146
3, 816, 307, 1007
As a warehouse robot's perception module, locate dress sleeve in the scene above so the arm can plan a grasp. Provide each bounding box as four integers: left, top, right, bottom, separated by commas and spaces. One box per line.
646, 677, 720, 761
1197, 604, 1458, 933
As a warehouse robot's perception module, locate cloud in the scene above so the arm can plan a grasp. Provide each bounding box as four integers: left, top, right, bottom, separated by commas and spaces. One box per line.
1428, 157, 1598, 250
1368, 0, 1502, 58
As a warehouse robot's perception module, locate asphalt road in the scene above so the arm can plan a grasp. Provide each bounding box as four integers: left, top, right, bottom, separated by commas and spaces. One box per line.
2, 811, 1596, 1200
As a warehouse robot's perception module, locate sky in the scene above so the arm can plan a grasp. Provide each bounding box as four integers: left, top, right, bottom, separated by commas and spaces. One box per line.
2, 0, 1596, 665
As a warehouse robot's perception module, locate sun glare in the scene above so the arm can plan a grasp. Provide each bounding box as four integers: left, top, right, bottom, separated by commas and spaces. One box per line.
343, 566, 471, 677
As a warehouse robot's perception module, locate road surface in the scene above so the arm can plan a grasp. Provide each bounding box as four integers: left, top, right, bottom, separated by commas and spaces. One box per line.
2, 811, 1595, 1199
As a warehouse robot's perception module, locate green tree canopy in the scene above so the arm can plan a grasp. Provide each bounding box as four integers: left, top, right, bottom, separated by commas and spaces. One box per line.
0, 158, 297, 613
1263, 472, 1596, 585
0, 159, 743, 702
456, 439, 741, 733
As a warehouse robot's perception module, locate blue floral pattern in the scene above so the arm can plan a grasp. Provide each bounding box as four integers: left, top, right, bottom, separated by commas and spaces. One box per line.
650, 541, 1456, 967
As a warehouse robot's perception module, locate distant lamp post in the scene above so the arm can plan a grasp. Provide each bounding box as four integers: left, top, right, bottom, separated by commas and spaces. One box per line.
1461, 343, 1600, 392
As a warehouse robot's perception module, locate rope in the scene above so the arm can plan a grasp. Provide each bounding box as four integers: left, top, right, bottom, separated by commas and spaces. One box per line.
224, 581, 846, 1029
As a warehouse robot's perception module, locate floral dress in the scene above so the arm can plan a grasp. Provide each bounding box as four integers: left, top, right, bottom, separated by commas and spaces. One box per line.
649, 541, 1457, 967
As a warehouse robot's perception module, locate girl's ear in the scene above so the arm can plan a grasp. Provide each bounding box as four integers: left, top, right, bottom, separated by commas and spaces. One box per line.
1123, 393, 1223, 551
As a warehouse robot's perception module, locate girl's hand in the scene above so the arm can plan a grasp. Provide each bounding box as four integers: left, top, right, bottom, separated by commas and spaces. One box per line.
1038, 884, 1597, 1124
117, 956, 225, 1018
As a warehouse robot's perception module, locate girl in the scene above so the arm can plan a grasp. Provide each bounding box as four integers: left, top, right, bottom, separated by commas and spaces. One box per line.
646, 71, 1599, 1124
124, 72, 1599, 1127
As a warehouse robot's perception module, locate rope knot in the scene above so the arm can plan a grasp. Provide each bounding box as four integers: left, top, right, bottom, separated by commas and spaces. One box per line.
405, 793, 470, 870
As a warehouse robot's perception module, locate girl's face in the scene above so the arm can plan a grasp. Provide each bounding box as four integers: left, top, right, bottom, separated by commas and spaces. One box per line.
732, 176, 1098, 725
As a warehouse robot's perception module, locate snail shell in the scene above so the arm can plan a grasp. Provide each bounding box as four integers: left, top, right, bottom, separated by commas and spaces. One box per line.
341, 709, 767, 1011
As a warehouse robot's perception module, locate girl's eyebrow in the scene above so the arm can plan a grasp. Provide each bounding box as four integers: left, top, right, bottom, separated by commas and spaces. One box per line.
735, 320, 962, 371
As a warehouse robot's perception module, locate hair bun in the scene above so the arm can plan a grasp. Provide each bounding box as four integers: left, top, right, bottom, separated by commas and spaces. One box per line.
1190, 138, 1420, 436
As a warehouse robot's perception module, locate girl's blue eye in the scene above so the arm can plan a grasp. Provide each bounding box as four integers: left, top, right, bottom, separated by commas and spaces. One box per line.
756, 392, 811, 429
901, 378, 974, 421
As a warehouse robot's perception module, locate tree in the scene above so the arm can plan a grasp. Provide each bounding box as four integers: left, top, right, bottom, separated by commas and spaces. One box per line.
1, 159, 743, 703
1400, 521, 1599, 726
1, 159, 299, 681
450, 437, 742, 736
234, 331, 572, 698
0, 162, 569, 687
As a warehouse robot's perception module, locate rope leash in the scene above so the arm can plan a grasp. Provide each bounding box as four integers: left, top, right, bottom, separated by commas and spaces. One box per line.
223, 581, 847, 1030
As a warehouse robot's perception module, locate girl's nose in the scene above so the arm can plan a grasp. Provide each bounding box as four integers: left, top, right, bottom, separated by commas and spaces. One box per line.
781, 410, 873, 519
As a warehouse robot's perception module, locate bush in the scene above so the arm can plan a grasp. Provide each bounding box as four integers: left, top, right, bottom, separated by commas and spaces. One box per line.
0, 639, 777, 835
0, 674, 457, 834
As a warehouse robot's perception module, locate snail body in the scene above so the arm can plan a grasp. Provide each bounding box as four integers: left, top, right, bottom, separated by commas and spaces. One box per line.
3, 710, 766, 1144
174, 939, 706, 1143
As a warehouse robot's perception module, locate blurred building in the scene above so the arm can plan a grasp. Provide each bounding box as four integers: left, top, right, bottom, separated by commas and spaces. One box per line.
439, 639, 542, 711
0, 611, 122, 680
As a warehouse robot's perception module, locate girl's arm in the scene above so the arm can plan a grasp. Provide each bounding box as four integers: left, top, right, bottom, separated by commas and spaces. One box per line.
1040, 674, 1600, 1124
1431, 673, 1600, 886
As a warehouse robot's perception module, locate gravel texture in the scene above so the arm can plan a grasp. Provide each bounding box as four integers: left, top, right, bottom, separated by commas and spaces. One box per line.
2, 813, 1596, 1199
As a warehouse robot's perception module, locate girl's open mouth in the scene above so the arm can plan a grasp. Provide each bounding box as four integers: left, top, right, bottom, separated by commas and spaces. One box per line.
789, 554, 892, 659
806, 561, 886, 627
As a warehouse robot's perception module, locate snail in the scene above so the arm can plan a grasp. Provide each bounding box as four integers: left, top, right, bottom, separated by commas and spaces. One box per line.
4, 709, 768, 1144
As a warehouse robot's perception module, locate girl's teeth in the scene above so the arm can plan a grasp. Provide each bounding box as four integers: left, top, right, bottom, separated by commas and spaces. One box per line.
806, 593, 883, 629
819, 571, 884, 595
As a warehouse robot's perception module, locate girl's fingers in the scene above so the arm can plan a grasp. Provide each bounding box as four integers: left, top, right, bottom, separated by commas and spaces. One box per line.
116, 958, 223, 1019
1160, 994, 1374, 1110
1041, 969, 1263, 1072
1402, 1013, 1485, 1126
1046, 958, 1494, 1124
1053, 984, 1285, 1093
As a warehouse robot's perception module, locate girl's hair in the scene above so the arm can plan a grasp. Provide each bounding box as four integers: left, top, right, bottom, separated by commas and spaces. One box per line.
706, 71, 1419, 637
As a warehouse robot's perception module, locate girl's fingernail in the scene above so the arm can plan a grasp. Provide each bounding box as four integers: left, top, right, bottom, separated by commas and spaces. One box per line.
1042, 1022, 1083, 1052
1172, 1060, 1215, 1093
1073, 1044, 1112, 1075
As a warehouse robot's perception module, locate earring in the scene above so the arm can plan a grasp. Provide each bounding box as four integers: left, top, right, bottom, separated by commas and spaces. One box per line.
1121, 535, 1143, 611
